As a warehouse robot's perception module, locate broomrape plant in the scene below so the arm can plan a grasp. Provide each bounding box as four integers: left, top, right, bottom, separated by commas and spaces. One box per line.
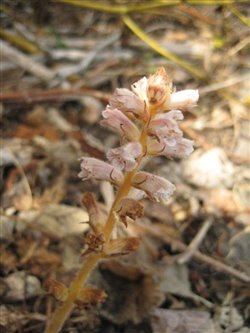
45, 67, 199, 333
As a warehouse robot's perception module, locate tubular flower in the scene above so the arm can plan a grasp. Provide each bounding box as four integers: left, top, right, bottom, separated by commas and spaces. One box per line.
101, 106, 140, 141
148, 136, 194, 159
109, 88, 145, 117
107, 142, 142, 171
132, 171, 175, 204
148, 110, 183, 145
148, 109, 194, 158
79, 158, 124, 185
167, 89, 199, 110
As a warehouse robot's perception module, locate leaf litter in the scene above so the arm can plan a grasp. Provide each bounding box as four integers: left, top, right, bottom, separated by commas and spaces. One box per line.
0, 1, 249, 332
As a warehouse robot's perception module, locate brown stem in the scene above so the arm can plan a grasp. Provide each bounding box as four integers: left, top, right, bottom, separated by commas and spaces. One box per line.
45, 254, 102, 333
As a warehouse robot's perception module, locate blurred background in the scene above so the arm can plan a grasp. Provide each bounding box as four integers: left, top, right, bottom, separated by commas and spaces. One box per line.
1, 1, 250, 333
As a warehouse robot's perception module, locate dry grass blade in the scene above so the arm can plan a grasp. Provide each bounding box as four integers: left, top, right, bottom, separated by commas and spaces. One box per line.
0, 28, 40, 54
229, 5, 250, 27
56, 0, 178, 14
56, 0, 249, 13
122, 15, 206, 80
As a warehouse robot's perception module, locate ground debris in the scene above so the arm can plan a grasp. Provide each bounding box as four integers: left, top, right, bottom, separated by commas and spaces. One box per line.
150, 309, 215, 333
0, 271, 42, 302
1, 1, 249, 332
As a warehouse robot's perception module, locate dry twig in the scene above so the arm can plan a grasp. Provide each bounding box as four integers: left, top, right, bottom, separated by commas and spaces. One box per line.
177, 218, 213, 264
1, 40, 54, 83
135, 222, 250, 283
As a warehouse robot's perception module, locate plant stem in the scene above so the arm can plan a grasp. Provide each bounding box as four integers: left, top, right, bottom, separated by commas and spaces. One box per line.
45, 254, 102, 333
45, 122, 150, 333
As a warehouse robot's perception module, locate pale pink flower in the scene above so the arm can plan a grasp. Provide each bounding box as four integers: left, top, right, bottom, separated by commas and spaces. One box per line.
168, 89, 199, 110
78, 157, 124, 185
148, 136, 194, 159
101, 106, 140, 141
132, 171, 175, 204
107, 142, 142, 171
109, 88, 145, 117
146, 67, 171, 107
149, 110, 183, 145
131, 76, 148, 104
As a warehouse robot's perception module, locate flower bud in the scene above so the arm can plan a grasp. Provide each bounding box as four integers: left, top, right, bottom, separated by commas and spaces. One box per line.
147, 67, 171, 108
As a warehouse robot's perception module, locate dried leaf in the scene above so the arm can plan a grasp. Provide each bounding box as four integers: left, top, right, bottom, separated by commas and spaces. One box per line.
82, 192, 103, 232
151, 309, 215, 333
21, 204, 89, 238
103, 237, 140, 256
0, 305, 30, 333
76, 287, 107, 307
227, 226, 250, 275
116, 198, 144, 226
44, 278, 69, 302
81, 232, 105, 256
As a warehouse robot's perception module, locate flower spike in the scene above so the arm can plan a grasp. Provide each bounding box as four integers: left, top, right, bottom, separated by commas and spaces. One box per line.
46, 67, 199, 333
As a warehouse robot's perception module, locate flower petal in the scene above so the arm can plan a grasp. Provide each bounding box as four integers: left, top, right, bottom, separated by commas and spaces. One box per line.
149, 110, 183, 136
109, 88, 145, 117
101, 106, 140, 141
132, 171, 175, 204
78, 157, 124, 185
169, 89, 199, 110
107, 142, 142, 171
131, 76, 148, 103
148, 137, 194, 159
